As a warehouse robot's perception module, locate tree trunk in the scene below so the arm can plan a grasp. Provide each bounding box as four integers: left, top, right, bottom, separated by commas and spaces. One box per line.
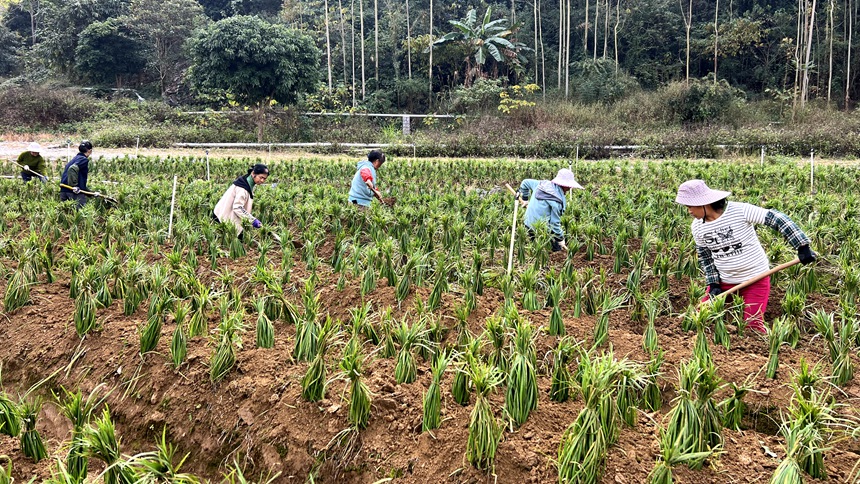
339, 0, 348, 85
802, 0, 817, 107
566, 0, 571, 97
557, 0, 563, 88
374, 0, 379, 86
534, 0, 539, 83
847, 0, 854, 108
351, 0, 357, 106
360, 0, 366, 100
325, 0, 333, 92
679, 0, 693, 83
614, 0, 621, 72
603, 0, 609, 58
256, 102, 268, 143
827, 0, 834, 105
538, 0, 546, 97
792, 0, 803, 115
27, 0, 38, 46
714, 0, 719, 84
593, 0, 599, 60
406, 0, 412, 79
584, 0, 590, 53
512, 0, 516, 24
429, 0, 434, 106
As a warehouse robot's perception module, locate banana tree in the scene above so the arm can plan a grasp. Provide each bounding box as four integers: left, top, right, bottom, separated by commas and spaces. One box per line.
433, 6, 528, 86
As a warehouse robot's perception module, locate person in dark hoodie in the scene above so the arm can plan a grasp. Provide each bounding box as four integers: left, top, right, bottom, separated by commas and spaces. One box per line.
60, 140, 96, 208
517, 168, 583, 251
348, 150, 386, 207
213, 164, 269, 238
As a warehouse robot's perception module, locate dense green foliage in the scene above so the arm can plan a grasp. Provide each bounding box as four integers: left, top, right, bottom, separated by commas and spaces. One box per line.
1, 0, 859, 112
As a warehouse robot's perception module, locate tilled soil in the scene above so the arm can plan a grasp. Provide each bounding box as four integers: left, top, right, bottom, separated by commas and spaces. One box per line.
0, 247, 858, 483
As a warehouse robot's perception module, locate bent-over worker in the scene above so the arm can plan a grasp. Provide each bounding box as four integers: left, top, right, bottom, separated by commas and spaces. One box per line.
213, 164, 269, 238
348, 150, 386, 207
517, 168, 583, 252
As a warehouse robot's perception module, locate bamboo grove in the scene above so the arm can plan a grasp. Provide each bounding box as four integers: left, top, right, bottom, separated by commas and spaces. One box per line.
1, 154, 860, 481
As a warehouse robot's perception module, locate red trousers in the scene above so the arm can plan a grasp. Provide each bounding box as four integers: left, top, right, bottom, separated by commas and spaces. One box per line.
703, 277, 770, 334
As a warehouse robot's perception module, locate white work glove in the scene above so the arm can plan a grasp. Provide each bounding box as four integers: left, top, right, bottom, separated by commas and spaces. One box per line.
23, 165, 30, 171
72, 187, 81, 194
92, 191, 101, 198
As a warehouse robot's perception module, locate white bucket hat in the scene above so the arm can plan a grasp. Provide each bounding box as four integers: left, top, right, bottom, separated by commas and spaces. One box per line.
27, 142, 42, 153
675, 179, 731, 206
552, 169, 583, 189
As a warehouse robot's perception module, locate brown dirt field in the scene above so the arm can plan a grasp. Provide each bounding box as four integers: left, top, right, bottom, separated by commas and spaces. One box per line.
0, 243, 859, 483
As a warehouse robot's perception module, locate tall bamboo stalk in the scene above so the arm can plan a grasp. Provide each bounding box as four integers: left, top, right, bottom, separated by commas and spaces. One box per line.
406, 0, 412, 79
374, 0, 379, 85
714, 0, 719, 84
360, 0, 366, 100
339, 0, 348, 85
847, 0, 854, 108
325, 0, 333, 92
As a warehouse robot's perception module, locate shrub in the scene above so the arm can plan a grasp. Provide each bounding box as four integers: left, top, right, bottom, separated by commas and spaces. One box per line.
0, 87, 97, 130
572, 59, 639, 104
662, 78, 746, 124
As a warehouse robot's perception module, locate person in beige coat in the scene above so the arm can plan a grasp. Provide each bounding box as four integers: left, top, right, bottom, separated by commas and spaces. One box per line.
213, 164, 269, 238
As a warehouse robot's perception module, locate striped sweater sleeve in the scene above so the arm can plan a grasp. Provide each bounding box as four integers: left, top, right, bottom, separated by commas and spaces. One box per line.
764, 210, 811, 249
696, 245, 721, 285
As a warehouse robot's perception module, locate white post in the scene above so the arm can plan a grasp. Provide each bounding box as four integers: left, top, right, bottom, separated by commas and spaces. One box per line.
168, 175, 178, 240
575, 145, 579, 177
809, 149, 815, 194
206, 150, 210, 181
135, 136, 140, 157
760, 146, 765, 167
66, 139, 71, 163
507, 197, 519, 276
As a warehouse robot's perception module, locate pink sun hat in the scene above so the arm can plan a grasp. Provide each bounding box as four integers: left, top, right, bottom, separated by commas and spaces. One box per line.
552, 169, 583, 189
675, 179, 731, 206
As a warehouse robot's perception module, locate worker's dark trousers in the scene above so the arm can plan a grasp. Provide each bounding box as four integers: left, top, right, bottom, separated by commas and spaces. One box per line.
60, 191, 88, 208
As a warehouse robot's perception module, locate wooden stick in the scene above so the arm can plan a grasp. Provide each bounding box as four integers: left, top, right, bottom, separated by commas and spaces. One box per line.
167, 175, 178, 240
10, 160, 47, 180
504, 183, 518, 196
59, 183, 119, 204
712, 258, 801, 301
507, 191, 520, 276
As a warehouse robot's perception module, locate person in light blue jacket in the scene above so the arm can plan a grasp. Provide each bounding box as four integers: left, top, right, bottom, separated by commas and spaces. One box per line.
348, 150, 387, 207
518, 168, 583, 251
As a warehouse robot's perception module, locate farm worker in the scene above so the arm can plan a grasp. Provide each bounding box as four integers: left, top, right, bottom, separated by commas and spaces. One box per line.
348, 150, 386, 207
675, 179, 816, 334
59, 141, 96, 208
18, 142, 48, 182
517, 168, 583, 252
212, 163, 269, 238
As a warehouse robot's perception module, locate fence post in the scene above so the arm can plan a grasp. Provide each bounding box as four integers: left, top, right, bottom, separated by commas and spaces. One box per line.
809, 149, 815, 194
206, 150, 210, 181
402, 115, 411, 135
760, 146, 765, 167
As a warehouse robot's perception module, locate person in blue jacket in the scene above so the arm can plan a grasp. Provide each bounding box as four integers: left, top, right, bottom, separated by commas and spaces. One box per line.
60, 140, 98, 208
517, 168, 583, 251
348, 150, 387, 207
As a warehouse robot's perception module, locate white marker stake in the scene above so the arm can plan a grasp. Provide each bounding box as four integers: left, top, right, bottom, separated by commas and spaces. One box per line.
760, 146, 765, 167
810, 149, 815, 194
168, 175, 178, 240
136, 136, 140, 157
206, 150, 210, 181
507, 197, 519, 276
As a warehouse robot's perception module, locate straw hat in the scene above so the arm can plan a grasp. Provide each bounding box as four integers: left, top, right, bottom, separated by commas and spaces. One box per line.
552, 169, 583, 189
27, 142, 42, 153
674, 179, 731, 206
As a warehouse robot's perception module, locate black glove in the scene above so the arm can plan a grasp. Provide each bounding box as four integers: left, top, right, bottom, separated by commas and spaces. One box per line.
708, 284, 724, 298
797, 245, 816, 265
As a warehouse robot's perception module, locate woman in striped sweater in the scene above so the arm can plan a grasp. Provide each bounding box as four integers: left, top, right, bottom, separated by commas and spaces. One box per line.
675, 180, 816, 334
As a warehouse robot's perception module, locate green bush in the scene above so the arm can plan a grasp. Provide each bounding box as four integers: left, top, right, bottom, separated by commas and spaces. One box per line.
662, 79, 746, 124
0, 87, 98, 130
448, 79, 505, 113
572, 59, 639, 104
